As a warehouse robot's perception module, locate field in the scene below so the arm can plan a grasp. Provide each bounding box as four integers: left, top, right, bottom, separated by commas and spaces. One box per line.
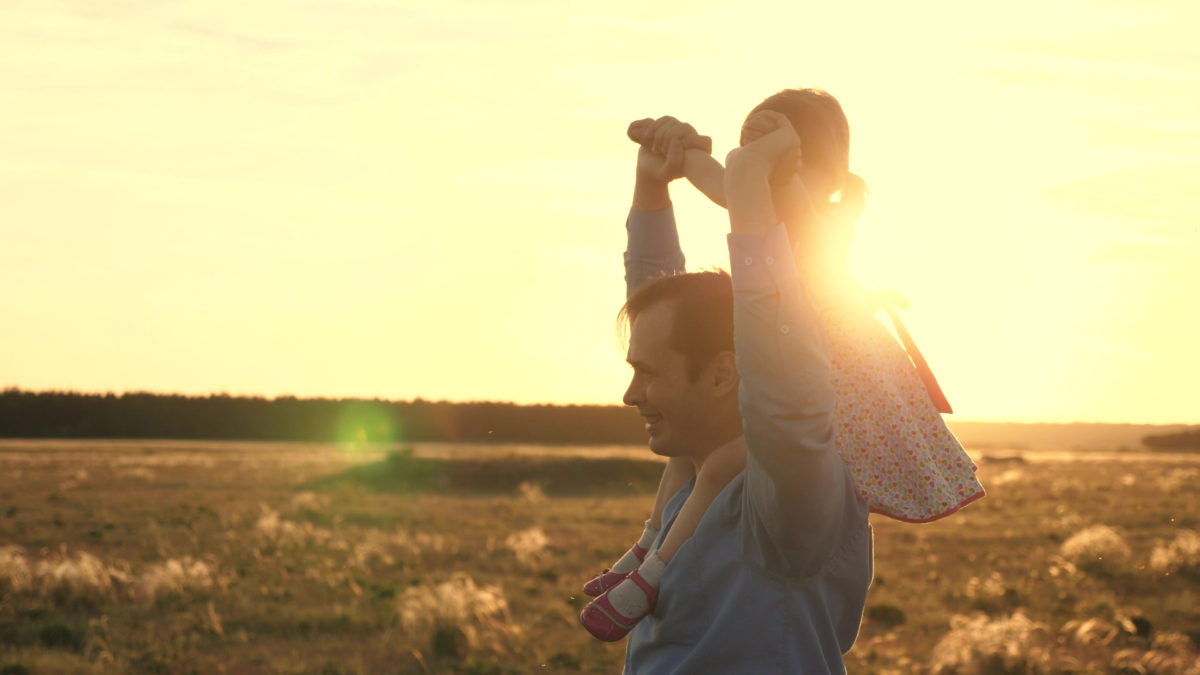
1, 440, 1198, 674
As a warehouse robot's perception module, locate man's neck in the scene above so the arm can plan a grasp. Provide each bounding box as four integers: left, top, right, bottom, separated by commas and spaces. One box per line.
691, 431, 746, 474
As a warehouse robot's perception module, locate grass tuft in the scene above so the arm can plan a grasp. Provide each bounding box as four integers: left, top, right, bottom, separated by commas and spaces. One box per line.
1149, 529, 1200, 577
929, 611, 1048, 674
397, 574, 515, 659
1060, 525, 1131, 574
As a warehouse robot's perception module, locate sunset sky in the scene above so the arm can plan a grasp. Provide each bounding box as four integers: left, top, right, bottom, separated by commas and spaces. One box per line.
2, 0, 1197, 424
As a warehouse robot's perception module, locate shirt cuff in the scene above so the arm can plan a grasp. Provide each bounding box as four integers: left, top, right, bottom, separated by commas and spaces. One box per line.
726, 222, 801, 293
627, 206, 682, 259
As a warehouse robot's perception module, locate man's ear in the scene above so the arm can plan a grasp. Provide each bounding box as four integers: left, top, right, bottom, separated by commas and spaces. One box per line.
709, 351, 739, 397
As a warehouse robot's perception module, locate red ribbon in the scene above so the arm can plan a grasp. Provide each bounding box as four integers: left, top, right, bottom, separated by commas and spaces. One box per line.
883, 307, 953, 414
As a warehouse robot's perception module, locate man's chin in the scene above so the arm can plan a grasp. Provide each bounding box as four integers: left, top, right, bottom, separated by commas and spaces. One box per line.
646, 437, 674, 458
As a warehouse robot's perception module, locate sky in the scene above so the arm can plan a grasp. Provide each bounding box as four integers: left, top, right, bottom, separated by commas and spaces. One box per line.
2, 0, 1197, 424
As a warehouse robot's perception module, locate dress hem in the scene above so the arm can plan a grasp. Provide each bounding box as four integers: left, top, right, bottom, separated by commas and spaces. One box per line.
869, 489, 987, 524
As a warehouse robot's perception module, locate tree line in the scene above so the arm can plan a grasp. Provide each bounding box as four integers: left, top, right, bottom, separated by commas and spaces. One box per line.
1142, 428, 1200, 450
0, 388, 647, 445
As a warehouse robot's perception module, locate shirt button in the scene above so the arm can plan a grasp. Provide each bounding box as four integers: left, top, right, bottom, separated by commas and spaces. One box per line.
780, 325, 790, 334
744, 256, 753, 265
765, 256, 774, 265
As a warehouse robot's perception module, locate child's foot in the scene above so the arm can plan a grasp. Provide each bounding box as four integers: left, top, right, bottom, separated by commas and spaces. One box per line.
582, 550, 643, 597
580, 553, 665, 641
583, 520, 658, 597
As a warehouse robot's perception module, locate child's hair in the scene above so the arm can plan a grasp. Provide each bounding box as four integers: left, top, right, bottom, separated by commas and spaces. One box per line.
748, 88, 867, 226
749, 88, 867, 287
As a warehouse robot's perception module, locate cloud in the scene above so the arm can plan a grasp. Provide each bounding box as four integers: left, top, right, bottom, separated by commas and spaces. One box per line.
60, 0, 159, 20
1084, 235, 1197, 265
963, 5, 1200, 78
167, 20, 302, 51
1076, 117, 1200, 161
1041, 163, 1200, 230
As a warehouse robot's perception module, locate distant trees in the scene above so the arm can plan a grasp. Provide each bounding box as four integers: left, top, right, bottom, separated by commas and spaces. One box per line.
0, 388, 646, 445
1143, 428, 1200, 450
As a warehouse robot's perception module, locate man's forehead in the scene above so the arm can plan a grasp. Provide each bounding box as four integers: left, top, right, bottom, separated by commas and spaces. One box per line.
627, 303, 677, 362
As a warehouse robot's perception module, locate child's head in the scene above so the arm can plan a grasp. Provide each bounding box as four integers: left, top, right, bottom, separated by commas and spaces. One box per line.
746, 88, 866, 224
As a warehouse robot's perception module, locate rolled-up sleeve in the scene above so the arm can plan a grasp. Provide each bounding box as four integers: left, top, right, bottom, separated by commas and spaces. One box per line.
727, 223, 854, 577
625, 206, 686, 297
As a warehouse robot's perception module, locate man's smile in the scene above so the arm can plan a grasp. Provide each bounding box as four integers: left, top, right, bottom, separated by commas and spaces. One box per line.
641, 412, 664, 431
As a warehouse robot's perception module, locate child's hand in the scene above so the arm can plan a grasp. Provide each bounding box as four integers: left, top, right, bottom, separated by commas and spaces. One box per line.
728, 111, 802, 176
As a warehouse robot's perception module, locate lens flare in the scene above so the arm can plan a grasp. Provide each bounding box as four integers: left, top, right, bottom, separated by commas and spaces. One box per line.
334, 402, 401, 452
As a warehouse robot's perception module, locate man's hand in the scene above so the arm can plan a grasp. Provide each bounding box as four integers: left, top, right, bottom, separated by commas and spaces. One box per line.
628, 117, 712, 155
629, 116, 712, 185
629, 115, 711, 212
637, 139, 686, 185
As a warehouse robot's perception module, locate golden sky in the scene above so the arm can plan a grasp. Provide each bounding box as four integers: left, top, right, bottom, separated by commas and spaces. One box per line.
2, 0, 1197, 424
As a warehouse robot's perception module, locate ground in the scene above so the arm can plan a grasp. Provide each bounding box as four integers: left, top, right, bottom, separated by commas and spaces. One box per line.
0, 440, 1197, 674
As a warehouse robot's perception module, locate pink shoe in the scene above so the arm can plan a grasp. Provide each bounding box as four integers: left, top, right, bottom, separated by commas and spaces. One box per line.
582, 543, 647, 597
579, 569, 658, 642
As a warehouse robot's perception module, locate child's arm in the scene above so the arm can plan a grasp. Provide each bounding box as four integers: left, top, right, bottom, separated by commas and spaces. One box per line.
682, 149, 726, 208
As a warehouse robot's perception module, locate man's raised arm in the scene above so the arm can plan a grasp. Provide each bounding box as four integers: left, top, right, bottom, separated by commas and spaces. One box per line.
624, 117, 694, 296
723, 112, 864, 578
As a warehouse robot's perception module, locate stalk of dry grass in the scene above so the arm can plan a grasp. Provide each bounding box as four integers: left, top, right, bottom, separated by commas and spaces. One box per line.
138, 556, 218, 603
1060, 524, 1132, 573
504, 527, 548, 565
33, 547, 133, 601
0, 544, 33, 592
1150, 529, 1200, 576
929, 612, 1049, 674
396, 573, 517, 658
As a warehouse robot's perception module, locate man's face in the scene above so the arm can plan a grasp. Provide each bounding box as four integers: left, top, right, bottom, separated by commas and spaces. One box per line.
622, 302, 713, 459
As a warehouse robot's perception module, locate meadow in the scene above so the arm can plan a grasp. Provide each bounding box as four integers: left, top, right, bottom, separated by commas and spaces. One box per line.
0, 439, 1198, 674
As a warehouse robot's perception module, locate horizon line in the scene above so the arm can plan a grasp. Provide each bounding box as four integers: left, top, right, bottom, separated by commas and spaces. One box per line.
4, 385, 1196, 427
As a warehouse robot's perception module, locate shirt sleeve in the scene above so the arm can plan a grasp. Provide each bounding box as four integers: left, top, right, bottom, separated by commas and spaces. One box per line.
625, 206, 687, 298
727, 223, 863, 578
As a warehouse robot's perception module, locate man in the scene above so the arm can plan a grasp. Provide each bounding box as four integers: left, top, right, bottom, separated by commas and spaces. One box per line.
614, 117, 873, 673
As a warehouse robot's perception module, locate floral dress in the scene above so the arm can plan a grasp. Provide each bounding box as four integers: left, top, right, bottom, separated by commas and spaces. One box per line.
815, 286, 985, 522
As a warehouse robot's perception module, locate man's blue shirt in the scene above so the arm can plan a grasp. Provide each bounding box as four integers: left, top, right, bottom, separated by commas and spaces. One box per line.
622, 207, 873, 674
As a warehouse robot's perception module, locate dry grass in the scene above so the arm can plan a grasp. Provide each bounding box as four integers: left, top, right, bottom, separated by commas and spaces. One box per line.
0, 440, 1197, 673
504, 527, 549, 565
1151, 530, 1200, 576
396, 573, 516, 658
929, 611, 1048, 674
1060, 524, 1132, 574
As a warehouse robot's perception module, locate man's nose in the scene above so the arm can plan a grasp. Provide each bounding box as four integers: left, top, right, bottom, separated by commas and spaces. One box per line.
623, 377, 641, 407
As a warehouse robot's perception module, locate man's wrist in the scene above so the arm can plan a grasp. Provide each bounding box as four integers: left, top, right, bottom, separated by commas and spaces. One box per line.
632, 177, 671, 212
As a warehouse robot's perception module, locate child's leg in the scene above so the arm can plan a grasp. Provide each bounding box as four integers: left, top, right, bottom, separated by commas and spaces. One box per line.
581, 442, 746, 640
584, 458, 695, 597
655, 441, 745, 563
608, 457, 695, 569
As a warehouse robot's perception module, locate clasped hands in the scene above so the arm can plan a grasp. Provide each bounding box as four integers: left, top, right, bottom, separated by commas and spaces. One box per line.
627, 112, 801, 183
628, 112, 808, 226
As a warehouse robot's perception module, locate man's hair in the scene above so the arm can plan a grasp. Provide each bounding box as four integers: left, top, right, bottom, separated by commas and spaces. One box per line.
618, 270, 734, 381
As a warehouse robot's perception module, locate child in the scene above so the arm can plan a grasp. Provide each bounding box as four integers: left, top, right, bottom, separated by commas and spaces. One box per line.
580, 89, 985, 642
